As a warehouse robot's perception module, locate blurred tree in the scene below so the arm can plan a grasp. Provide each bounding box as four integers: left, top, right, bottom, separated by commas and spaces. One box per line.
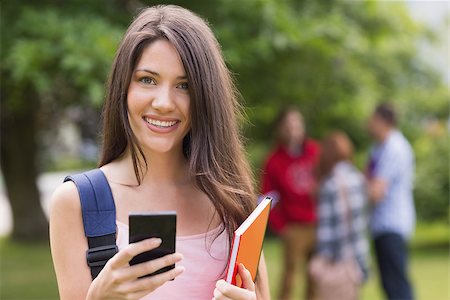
0, 0, 127, 240
0, 0, 214, 241
1, 0, 448, 242
205, 0, 449, 221
413, 124, 449, 221
206, 0, 446, 145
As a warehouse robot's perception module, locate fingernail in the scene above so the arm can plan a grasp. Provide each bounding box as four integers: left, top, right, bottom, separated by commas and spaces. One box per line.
153, 238, 162, 245
176, 266, 185, 273
171, 253, 183, 261
170, 266, 185, 281
217, 279, 226, 288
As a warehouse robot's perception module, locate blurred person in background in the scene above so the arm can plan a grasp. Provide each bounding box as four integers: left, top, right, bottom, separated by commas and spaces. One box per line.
367, 103, 415, 300
310, 131, 369, 300
261, 106, 320, 300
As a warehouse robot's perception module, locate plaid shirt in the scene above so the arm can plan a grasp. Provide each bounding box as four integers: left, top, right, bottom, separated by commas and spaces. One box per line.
316, 161, 370, 280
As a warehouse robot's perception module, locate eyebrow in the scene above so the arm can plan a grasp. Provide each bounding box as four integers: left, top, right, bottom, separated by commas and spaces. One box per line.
135, 68, 187, 80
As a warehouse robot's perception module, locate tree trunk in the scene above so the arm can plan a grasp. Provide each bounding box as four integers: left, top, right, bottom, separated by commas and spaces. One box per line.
0, 91, 48, 241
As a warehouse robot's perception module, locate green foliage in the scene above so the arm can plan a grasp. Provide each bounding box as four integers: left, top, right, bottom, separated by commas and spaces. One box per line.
205, 0, 449, 220
1, 0, 448, 221
413, 124, 449, 222
209, 0, 445, 146
1, 2, 128, 173
2, 4, 124, 111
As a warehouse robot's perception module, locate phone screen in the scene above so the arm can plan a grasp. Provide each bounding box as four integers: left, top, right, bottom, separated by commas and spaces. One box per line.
129, 211, 177, 278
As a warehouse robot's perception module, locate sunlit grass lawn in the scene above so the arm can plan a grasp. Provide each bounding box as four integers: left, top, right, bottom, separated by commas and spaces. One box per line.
1, 222, 448, 300
1, 240, 58, 299
265, 222, 449, 300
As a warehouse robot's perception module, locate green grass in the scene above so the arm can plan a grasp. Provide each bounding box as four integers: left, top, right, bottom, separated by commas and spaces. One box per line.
265, 222, 450, 300
1, 222, 448, 300
0, 240, 58, 299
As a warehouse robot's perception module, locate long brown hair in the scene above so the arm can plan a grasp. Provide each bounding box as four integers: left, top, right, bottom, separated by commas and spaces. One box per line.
316, 131, 354, 183
98, 5, 256, 245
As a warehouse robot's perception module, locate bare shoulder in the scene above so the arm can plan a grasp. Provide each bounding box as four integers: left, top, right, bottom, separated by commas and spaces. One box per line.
49, 181, 81, 216
49, 180, 84, 237
50, 181, 92, 298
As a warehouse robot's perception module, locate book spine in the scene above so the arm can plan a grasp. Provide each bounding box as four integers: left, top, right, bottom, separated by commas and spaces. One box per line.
225, 234, 241, 283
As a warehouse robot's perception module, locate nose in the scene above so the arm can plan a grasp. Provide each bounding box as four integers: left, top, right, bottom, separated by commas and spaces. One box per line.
151, 85, 176, 113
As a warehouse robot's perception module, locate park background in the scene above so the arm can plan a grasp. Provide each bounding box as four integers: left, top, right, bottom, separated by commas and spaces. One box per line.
1, 0, 448, 299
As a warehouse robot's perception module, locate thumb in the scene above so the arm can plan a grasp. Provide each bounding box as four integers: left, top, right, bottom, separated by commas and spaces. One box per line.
238, 263, 255, 292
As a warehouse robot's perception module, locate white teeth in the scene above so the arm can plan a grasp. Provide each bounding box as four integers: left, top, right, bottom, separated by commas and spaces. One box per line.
144, 117, 177, 128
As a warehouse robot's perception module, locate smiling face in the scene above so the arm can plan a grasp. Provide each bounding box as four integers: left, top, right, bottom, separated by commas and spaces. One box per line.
127, 39, 190, 156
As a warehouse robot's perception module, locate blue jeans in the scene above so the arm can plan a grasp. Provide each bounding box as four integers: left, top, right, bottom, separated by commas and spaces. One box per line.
374, 232, 414, 300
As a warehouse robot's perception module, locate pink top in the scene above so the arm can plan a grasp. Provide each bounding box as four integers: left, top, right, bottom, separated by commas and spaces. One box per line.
116, 221, 229, 300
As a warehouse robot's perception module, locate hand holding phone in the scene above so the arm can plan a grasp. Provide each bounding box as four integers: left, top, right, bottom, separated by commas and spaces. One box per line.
129, 211, 177, 278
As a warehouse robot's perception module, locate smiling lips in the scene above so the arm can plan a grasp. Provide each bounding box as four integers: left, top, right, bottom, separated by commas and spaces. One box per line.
143, 116, 180, 133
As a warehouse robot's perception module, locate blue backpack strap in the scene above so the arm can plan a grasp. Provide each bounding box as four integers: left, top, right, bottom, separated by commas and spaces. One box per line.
64, 169, 118, 280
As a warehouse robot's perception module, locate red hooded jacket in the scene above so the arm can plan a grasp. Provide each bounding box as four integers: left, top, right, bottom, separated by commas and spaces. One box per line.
262, 138, 320, 233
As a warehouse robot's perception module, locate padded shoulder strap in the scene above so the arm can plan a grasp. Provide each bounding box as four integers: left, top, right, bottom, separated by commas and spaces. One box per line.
64, 169, 118, 279
64, 169, 116, 237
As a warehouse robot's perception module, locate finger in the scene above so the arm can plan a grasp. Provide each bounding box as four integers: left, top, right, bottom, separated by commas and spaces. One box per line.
108, 238, 162, 268
215, 279, 252, 299
212, 287, 233, 300
213, 287, 234, 300
238, 263, 255, 292
120, 265, 185, 294
124, 252, 183, 280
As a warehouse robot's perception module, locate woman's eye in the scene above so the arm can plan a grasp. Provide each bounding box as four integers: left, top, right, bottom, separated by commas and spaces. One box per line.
177, 82, 189, 90
139, 77, 156, 85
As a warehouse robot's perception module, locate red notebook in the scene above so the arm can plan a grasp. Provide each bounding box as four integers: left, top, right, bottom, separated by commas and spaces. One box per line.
225, 196, 272, 287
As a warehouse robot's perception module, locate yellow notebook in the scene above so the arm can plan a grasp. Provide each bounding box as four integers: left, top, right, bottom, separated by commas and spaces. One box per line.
225, 196, 272, 286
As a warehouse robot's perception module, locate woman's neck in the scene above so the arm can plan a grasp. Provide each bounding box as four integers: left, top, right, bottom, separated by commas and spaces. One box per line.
112, 146, 190, 186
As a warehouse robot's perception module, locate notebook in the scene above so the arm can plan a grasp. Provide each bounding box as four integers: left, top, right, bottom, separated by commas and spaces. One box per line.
225, 196, 272, 287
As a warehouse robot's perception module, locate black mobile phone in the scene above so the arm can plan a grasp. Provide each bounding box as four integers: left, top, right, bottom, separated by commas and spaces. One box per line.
129, 211, 177, 278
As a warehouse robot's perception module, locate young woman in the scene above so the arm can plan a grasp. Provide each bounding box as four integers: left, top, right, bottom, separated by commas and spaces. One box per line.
50, 5, 270, 300
261, 106, 320, 300
310, 131, 369, 299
